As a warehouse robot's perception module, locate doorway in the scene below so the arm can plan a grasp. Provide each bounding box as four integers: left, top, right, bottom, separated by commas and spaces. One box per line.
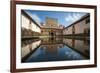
49, 32, 54, 36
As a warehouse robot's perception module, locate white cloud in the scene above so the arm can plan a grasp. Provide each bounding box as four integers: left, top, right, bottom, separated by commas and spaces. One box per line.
65, 13, 86, 23
30, 13, 41, 25
65, 13, 87, 27
65, 14, 73, 21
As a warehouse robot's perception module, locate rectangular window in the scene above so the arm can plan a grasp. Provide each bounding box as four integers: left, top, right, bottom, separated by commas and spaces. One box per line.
29, 20, 31, 24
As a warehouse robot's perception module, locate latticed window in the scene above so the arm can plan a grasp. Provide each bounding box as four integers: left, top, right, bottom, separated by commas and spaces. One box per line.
86, 18, 90, 24
72, 25, 75, 34
29, 20, 31, 24
84, 28, 90, 34
29, 20, 32, 30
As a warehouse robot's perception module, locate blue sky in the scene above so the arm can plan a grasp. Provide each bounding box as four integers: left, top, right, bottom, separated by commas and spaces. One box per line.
24, 10, 88, 27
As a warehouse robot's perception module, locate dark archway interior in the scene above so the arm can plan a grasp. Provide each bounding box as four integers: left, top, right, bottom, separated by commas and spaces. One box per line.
51, 32, 54, 36
49, 32, 54, 36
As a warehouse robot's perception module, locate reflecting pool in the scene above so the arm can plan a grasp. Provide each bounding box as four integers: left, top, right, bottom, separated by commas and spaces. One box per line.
21, 37, 90, 63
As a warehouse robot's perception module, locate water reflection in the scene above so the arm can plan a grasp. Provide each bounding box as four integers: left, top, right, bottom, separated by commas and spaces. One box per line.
21, 37, 90, 63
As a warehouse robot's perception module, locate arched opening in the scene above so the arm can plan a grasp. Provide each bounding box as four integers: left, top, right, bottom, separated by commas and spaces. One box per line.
49, 32, 54, 36
51, 32, 54, 36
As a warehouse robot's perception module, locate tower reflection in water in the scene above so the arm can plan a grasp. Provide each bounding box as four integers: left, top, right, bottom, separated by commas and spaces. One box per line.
21, 37, 90, 63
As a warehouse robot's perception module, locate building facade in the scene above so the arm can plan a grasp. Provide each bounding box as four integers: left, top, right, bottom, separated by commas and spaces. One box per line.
21, 10, 41, 39
63, 14, 90, 37
41, 17, 63, 36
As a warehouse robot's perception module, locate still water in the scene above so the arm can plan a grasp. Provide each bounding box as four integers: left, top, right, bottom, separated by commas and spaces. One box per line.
21, 37, 90, 63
